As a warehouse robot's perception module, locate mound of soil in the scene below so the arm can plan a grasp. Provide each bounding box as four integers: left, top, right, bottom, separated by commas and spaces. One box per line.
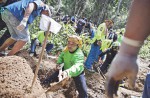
1, 49, 149, 98
0, 56, 46, 98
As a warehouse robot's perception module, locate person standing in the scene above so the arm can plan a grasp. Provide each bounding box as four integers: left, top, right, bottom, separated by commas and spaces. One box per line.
42, 35, 88, 98
84, 19, 114, 72
30, 31, 53, 57
0, 0, 19, 46
0, 0, 51, 56
75, 18, 86, 35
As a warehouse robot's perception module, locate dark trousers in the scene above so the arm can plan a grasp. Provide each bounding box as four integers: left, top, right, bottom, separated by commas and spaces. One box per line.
0, 14, 11, 46
30, 39, 53, 54
0, 14, 6, 29
100, 61, 109, 74
75, 28, 82, 35
30, 39, 37, 54
142, 73, 150, 98
0, 29, 11, 46
43, 71, 88, 98
73, 72, 88, 98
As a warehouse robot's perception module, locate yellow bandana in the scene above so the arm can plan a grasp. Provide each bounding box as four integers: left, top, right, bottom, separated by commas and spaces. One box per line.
63, 35, 82, 52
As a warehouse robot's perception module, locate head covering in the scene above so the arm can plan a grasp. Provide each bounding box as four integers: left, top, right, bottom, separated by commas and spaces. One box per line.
44, 5, 51, 17
112, 41, 120, 47
63, 35, 82, 52
68, 35, 82, 48
104, 19, 114, 24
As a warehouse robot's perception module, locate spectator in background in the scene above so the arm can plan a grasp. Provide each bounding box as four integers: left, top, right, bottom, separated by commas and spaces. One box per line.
84, 20, 95, 39
98, 41, 120, 74
84, 19, 114, 72
30, 31, 53, 57
62, 15, 70, 24
75, 18, 86, 35
70, 15, 76, 25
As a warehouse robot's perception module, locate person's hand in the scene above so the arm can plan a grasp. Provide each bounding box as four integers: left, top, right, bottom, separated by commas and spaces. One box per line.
61, 71, 68, 79
98, 58, 103, 64
58, 70, 69, 82
97, 40, 102, 46
16, 18, 28, 31
105, 53, 138, 98
55, 64, 63, 71
35, 39, 40, 45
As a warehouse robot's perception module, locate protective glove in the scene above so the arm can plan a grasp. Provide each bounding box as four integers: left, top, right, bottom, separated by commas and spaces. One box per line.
58, 70, 69, 82
35, 39, 40, 45
61, 71, 69, 80
55, 64, 64, 71
16, 18, 28, 31
105, 41, 141, 98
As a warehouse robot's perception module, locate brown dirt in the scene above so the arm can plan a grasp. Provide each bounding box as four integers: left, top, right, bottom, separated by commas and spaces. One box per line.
0, 56, 46, 98
0, 50, 149, 98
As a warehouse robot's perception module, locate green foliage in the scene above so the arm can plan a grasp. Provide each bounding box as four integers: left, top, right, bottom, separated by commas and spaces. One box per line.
50, 23, 76, 55
59, 0, 132, 28
49, 23, 91, 56
28, 17, 41, 34
24, 0, 133, 57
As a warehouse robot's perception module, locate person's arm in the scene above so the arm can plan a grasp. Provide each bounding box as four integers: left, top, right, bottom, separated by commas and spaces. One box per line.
91, 24, 105, 43
16, 2, 37, 31
65, 50, 84, 77
24, 3, 36, 19
57, 52, 64, 64
99, 49, 110, 57
125, 0, 150, 41
106, 0, 150, 98
120, 0, 150, 56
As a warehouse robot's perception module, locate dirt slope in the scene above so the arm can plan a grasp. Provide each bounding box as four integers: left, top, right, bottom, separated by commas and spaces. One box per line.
0, 50, 149, 98
0, 56, 46, 98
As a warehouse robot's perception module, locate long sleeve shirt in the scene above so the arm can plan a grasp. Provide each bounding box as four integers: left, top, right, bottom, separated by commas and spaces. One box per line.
57, 48, 84, 77
92, 23, 108, 43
